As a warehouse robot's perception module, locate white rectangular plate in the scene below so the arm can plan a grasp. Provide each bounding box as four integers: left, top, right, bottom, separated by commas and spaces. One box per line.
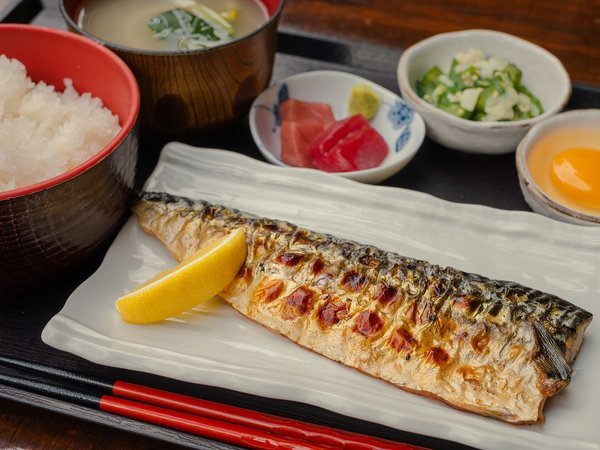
42, 143, 599, 449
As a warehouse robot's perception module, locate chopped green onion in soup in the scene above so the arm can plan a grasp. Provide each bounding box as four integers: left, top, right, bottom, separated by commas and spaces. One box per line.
147, 4, 239, 50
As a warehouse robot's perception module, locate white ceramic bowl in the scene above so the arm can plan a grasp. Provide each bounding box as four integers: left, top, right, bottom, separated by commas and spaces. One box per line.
397, 29, 571, 154
249, 70, 426, 184
516, 109, 600, 225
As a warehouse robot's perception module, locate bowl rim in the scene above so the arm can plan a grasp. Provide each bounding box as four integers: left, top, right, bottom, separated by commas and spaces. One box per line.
515, 108, 600, 224
0, 24, 140, 202
397, 28, 572, 130
249, 69, 426, 179
59, 0, 286, 56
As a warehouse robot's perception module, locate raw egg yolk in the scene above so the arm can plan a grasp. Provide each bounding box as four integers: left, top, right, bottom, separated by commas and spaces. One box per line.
551, 147, 600, 211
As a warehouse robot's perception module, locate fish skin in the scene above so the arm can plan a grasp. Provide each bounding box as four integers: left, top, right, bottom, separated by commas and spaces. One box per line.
133, 192, 593, 424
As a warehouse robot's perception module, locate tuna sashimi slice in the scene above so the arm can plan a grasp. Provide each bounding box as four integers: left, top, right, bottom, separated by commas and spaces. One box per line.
280, 99, 335, 168
309, 115, 369, 161
312, 146, 357, 172
310, 115, 389, 172
281, 120, 326, 167
341, 126, 388, 170
281, 98, 335, 123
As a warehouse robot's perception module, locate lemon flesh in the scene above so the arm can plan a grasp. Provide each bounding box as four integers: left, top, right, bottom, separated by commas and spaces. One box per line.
116, 228, 247, 324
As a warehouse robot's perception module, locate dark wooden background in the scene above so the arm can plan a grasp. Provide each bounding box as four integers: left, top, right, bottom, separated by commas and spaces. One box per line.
281, 0, 600, 87
1, 0, 599, 448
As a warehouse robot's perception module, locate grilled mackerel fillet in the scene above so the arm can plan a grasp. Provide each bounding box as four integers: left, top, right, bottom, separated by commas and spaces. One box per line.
133, 192, 593, 424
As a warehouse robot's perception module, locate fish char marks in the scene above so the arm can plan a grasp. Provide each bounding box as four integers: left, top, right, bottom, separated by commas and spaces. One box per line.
133, 192, 593, 424
235, 238, 574, 422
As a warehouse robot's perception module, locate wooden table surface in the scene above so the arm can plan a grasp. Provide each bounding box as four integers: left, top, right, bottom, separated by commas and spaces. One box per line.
2, 0, 599, 449
281, 0, 600, 87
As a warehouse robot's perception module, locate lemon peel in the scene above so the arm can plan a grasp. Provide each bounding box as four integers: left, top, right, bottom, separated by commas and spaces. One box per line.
116, 228, 247, 324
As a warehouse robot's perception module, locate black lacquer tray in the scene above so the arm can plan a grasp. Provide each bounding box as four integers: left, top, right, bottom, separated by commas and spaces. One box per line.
0, 0, 41, 23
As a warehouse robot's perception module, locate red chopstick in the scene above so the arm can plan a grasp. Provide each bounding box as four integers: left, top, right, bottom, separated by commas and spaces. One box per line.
0, 372, 322, 450
0, 357, 425, 450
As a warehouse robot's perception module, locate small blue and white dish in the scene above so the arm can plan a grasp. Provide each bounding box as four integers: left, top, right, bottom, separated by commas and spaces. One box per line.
249, 70, 426, 184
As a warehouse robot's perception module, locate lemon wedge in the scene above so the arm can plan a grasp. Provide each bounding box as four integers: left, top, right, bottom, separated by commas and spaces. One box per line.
116, 228, 247, 324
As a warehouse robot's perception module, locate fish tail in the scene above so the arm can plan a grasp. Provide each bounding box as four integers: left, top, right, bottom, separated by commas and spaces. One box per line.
532, 320, 572, 396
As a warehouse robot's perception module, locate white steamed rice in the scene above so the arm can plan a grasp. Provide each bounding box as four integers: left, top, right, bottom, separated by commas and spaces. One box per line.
0, 54, 121, 192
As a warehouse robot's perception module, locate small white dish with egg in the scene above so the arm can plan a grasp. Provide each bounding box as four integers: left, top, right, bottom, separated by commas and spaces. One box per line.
516, 109, 600, 225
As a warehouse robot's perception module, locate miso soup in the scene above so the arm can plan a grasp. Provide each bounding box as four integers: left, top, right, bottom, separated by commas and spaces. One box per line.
78, 0, 269, 51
